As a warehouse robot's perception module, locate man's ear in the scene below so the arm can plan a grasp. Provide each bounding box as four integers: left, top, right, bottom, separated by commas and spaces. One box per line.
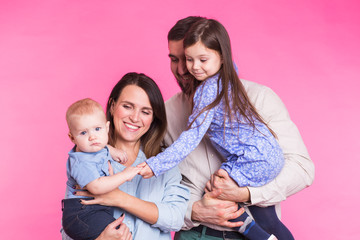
68, 132, 75, 144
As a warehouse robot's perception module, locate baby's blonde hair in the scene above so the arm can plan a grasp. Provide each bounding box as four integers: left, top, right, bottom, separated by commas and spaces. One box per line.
66, 98, 105, 129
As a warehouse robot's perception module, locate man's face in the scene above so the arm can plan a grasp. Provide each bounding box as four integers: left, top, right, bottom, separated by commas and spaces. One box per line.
168, 40, 194, 93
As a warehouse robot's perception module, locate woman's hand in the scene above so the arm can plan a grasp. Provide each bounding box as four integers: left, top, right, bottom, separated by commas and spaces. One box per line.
76, 188, 124, 208
205, 169, 250, 203
137, 162, 154, 179
95, 214, 132, 240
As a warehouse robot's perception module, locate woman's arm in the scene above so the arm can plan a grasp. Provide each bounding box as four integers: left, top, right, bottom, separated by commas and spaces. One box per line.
145, 167, 190, 232
78, 188, 159, 224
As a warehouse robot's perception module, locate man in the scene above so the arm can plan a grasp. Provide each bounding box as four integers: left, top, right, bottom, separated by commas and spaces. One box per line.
164, 16, 315, 240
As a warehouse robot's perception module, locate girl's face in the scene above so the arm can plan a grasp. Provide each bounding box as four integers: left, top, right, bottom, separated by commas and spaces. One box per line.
111, 85, 153, 146
185, 41, 222, 81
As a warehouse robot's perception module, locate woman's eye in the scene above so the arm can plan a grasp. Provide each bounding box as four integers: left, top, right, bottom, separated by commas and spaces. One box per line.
142, 111, 151, 115
123, 104, 131, 109
200, 59, 207, 62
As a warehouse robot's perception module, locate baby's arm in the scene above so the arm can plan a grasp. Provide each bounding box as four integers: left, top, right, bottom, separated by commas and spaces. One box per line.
107, 144, 128, 164
86, 166, 141, 195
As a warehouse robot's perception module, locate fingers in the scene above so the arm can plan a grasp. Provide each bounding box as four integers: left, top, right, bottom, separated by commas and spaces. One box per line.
109, 214, 125, 228
207, 188, 222, 199
75, 190, 93, 198
80, 198, 99, 205
137, 162, 147, 168
108, 161, 114, 176
216, 169, 230, 179
138, 164, 154, 179
205, 180, 212, 192
224, 207, 245, 228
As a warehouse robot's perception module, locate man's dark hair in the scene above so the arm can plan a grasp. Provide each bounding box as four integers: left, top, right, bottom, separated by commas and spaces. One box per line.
167, 16, 204, 41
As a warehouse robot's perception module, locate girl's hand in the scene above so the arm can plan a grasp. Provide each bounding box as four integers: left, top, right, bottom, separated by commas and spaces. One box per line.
137, 162, 154, 179
95, 214, 132, 240
108, 145, 128, 164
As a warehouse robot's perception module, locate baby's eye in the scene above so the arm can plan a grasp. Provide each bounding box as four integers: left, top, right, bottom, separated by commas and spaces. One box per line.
95, 127, 101, 131
80, 131, 87, 135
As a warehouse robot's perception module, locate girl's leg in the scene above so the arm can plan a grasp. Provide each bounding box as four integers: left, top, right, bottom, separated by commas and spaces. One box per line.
249, 205, 294, 240
230, 204, 272, 240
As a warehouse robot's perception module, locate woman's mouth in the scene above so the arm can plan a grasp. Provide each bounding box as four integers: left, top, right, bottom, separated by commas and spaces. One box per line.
124, 122, 140, 130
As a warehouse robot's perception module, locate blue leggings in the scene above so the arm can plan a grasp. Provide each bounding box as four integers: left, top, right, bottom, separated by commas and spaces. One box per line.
230, 205, 294, 240
62, 198, 115, 240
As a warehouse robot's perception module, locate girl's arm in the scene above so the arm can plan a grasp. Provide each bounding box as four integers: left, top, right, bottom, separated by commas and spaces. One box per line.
146, 78, 219, 177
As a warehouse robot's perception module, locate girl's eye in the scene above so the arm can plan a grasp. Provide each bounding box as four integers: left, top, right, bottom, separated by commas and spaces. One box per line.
95, 127, 101, 131
186, 58, 193, 62
80, 131, 87, 135
200, 59, 207, 62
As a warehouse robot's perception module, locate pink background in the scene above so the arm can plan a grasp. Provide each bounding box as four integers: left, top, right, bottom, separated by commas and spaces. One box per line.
1, 0, 359, 239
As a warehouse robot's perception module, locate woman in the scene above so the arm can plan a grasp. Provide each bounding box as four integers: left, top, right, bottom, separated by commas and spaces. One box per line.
62, 72, 189, 240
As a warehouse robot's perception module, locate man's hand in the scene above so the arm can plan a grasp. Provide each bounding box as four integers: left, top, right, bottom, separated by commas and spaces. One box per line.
192, 189, 244, 228
206, 169, 250, 203
137, 162, 154, 179
95, 214, 132, 240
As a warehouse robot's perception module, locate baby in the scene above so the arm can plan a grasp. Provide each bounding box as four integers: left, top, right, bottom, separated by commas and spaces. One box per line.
62, 98, 140, 240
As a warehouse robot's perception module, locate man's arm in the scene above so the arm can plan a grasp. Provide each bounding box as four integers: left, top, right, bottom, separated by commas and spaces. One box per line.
246, 83, 315, 206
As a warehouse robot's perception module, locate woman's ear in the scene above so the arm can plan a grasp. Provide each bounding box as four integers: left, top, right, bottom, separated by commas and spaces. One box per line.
106, 121, 110, 133
109, 99, 115, 116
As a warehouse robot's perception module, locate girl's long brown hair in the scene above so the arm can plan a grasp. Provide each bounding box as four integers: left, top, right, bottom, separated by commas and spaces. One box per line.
183, 18, 276, 137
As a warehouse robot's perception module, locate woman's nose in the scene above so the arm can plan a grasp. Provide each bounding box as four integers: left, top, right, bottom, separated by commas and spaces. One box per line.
130, 110, 140, 122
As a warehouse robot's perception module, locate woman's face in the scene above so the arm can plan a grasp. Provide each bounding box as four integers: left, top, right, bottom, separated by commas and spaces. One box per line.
112, 84, 153, 145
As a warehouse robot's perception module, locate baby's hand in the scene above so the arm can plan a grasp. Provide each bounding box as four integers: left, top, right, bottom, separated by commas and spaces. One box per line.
108, 145, 128, 164
122, 166, 141, 181
137, 162, 154, 179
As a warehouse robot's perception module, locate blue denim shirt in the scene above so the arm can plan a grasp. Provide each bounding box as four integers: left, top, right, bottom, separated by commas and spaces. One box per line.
65, 146, 115, 198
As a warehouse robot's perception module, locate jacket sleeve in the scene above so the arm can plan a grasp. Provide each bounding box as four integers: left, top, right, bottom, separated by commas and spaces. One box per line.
247, 84, 315, 206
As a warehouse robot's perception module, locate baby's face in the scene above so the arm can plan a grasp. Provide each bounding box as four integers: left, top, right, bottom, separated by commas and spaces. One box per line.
68, 111, 109, 153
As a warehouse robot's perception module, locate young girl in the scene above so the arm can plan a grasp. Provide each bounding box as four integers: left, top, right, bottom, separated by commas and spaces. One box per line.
139, 18, 293, 240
